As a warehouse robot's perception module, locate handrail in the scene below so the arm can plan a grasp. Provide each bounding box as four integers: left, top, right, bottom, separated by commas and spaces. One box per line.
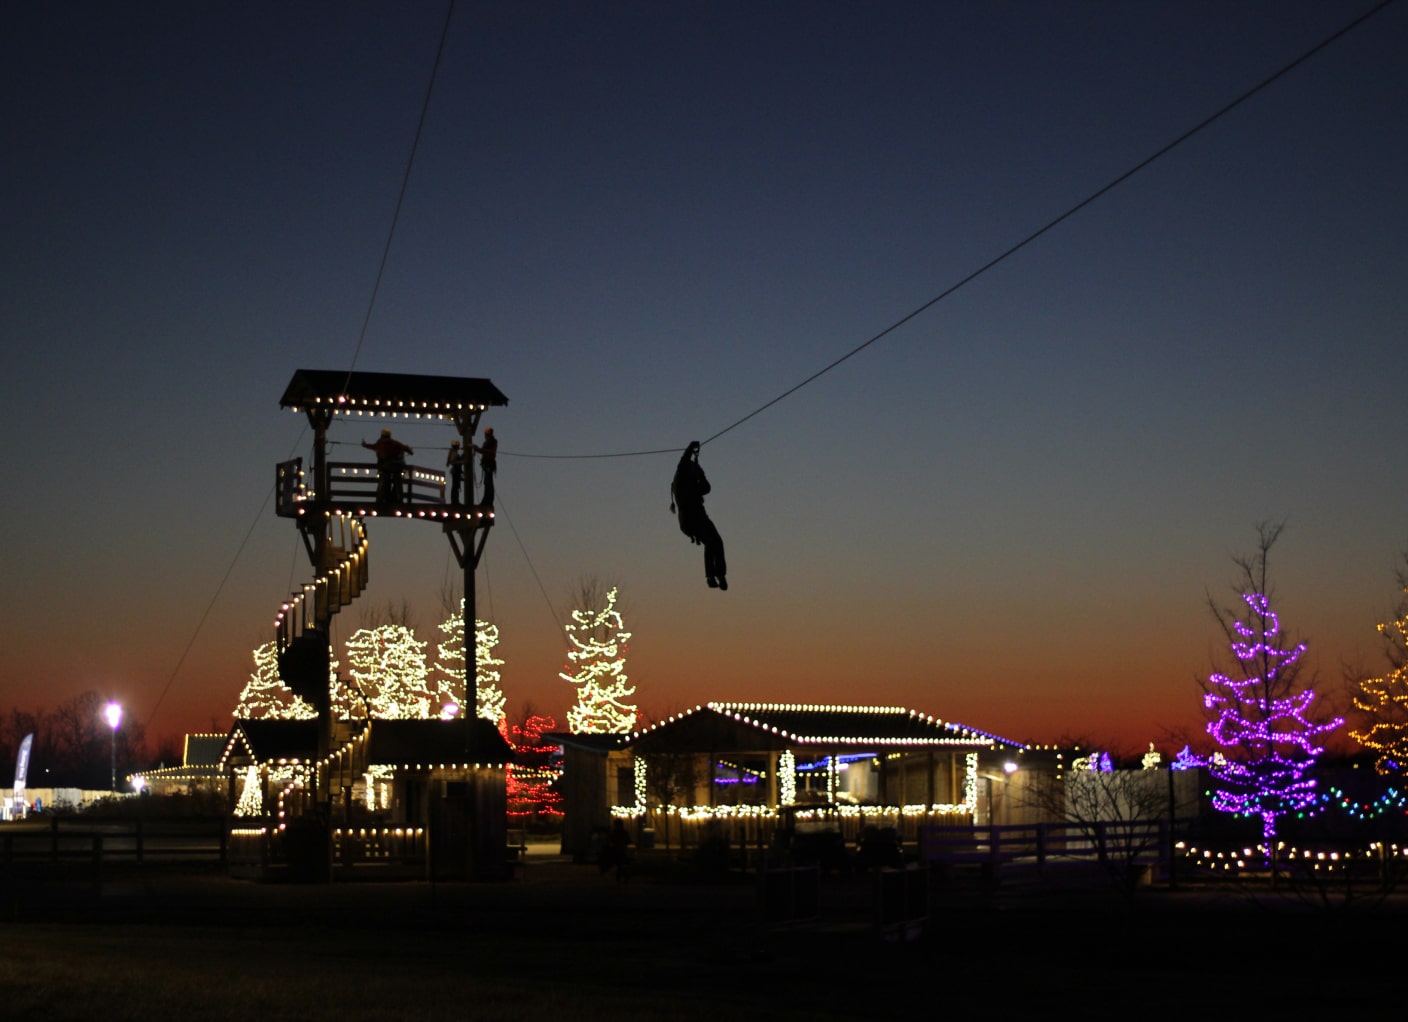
274, 516, 370, 652
277, 458, 454, 515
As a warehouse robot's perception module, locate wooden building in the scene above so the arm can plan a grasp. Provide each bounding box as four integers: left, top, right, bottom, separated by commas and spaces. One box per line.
556, 702, 1031, 859
223, 715, 512, 880
130, 733, 228, 798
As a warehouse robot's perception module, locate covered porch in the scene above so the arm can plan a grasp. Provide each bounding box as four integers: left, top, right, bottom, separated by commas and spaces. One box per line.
558, 702, 1028, 866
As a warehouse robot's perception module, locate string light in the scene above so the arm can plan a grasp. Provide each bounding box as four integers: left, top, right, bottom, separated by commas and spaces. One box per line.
288, 397, 492, 421
1189, 594, 1343, 855
632, 756, 648, 815
363, 764, 395, 811
434, 603, 507, 726
1072, 751, 1114, 772
1177, 838, 1408, 877
779, 750, 797, 806
609, 747, 983, 821
623, 703, 1025, 750
505, 715, 564, 820
1350, 589, 1408, 775
345, 624, 434, 719
562, 587, 637, 734
272, 516, 369, 645
234, 765, 264, 817
331, 827, 425, 860
234, 642, 318, 720
1312, 785, 1408, 821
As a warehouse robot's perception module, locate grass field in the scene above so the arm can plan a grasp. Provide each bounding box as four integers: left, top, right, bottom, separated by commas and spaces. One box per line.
2, 850, 1404, 1019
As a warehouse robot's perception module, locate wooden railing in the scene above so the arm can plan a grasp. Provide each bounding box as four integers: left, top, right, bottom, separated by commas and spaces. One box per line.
276, 457, 453, 516
333, 826, 426, 864
227, 824, 450, 880
274, 515, 369, 651
919, 819, 1184, 886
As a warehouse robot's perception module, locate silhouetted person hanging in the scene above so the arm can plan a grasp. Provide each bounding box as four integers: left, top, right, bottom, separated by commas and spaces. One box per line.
474, 427, 497, 507
446, 440, 466, 504
362, 428, 413, 504
670, 441, 727, 590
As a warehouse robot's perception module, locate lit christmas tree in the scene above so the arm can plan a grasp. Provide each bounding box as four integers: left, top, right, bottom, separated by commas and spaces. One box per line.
561, 586, 637, 733
505, 714, 564, 821
1350, 588, 1408, 774
234, 765, 264, 816
344, 624, 433, 719
330, 663, 361, 719
1199, 593, 1342, 858
234, 642, 317, 719
434, 603, 507, 726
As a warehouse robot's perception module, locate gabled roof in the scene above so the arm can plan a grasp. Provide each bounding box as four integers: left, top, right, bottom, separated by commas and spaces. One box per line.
223, 717, 514, 768
280, 369, 509, 415
626, 702, 1026, 754
182, 733, 228, 768
136, 733, 230, 783
366, 717, 513, 767
224, 719, 320, 766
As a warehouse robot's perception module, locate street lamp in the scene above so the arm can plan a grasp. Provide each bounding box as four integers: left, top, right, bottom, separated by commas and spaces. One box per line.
103, 702, 122, 792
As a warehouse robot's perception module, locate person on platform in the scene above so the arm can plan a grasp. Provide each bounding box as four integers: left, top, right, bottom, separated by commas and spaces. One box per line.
362, 428, 413, 504
473, 427, 497, 507
670, 441, 727, 590
446, 439, 467, 505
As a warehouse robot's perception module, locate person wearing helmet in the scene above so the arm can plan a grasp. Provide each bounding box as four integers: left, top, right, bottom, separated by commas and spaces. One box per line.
362, 428, 414, 504
446, 439, 467, 505
473, 427, 498, 507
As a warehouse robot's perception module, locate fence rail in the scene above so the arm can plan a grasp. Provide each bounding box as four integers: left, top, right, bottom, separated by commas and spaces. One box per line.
0, 818, 229, 865
922, 819, 1180, 859
920, 819, 1187, 890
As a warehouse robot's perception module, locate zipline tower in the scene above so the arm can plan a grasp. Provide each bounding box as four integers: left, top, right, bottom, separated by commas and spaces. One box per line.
271, 368, 510, 878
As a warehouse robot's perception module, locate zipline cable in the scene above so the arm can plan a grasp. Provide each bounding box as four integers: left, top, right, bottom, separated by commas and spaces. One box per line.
342, 0, 457, 390
144, 425, 313, 729
147, 1, 459, 731
500, 0, 1397, 459
493, 488, 565, 635
143, 0, 1394, 730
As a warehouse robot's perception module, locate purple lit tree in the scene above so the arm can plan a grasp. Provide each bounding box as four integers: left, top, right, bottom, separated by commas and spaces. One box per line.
1200, 592, 1342, 860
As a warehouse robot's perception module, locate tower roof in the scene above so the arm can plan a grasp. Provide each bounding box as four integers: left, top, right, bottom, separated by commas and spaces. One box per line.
280, 369, 509, 418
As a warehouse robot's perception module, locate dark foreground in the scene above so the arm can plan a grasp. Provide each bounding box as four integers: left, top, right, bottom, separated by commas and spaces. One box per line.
2, 846, 1403, 1020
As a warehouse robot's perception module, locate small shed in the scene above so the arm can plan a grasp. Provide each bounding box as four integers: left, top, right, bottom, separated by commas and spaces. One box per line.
223, 716, 513, 880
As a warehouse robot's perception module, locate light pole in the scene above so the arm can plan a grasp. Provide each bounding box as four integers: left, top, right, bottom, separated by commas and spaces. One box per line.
103, 702, 122, 792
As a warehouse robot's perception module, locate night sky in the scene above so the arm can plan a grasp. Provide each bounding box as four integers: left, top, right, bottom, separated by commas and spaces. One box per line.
4, 1, 1406, 752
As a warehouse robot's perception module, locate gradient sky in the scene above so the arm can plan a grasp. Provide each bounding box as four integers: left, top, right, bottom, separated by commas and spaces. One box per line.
4, 1, 1406, 753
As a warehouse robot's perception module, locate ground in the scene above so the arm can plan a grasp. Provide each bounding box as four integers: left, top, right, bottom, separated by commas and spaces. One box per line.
1, 838, 1403, 1019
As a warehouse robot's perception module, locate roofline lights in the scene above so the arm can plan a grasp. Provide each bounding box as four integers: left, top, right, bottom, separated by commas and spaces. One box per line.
288, 396, 492, 421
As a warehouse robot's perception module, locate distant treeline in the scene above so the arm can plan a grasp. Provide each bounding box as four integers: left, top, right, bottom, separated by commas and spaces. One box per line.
1, 690, 175, 789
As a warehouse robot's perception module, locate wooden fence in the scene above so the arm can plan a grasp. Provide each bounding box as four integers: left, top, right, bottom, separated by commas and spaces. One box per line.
0, 818, 228, 866
919, 819, 1186, 889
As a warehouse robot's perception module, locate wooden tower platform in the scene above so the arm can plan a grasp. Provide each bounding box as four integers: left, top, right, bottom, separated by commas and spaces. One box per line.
268, 368, 511, 880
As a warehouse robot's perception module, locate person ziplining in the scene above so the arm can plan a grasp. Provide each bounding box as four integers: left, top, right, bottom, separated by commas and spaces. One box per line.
670, 441, 727, 590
